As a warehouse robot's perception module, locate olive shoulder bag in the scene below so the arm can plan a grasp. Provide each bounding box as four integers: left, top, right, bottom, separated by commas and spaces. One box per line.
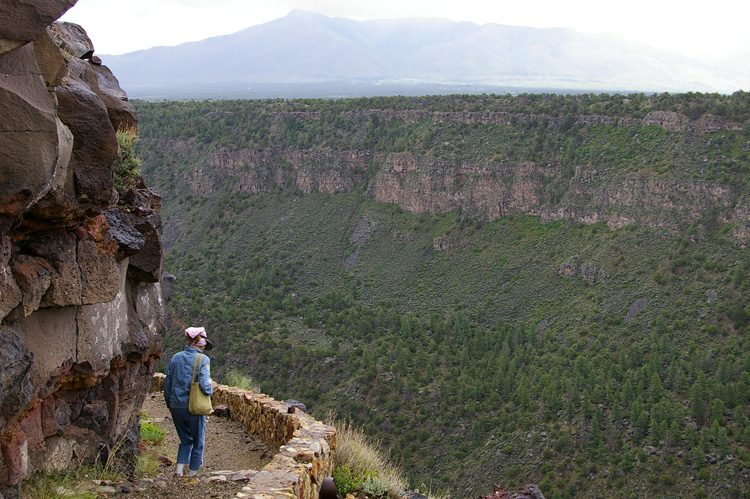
188, 354, 213, 416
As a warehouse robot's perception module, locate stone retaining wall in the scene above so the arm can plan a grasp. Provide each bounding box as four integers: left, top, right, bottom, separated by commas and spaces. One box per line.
152, 374, 336, 499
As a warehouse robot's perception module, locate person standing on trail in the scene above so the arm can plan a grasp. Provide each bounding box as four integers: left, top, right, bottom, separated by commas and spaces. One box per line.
163, 326, 214, 477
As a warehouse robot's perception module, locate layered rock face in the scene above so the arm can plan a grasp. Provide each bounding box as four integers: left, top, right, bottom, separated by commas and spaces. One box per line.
0, 1, 165, 494
145, 104, 750, 246
158, 139, 750, 245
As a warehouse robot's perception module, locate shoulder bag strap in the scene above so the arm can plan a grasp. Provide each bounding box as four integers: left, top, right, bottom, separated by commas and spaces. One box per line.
191, 354, 203, 383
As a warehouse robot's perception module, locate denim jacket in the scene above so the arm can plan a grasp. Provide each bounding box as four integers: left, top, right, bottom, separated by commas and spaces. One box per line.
164, 345, 213, 409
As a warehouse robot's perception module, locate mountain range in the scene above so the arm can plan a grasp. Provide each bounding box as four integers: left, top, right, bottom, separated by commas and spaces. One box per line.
103, 10, 749, 99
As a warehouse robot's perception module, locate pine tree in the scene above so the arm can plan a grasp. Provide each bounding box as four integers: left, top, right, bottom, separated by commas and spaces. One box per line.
690, 372, 708, 427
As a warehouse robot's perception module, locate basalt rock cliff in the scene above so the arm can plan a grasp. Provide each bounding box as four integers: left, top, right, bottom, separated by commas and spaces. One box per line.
0, 1, 165, 495
140, 106, 750, 247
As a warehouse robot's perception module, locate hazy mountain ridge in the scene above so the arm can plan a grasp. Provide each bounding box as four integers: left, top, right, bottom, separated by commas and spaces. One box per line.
104, 10, 749, 98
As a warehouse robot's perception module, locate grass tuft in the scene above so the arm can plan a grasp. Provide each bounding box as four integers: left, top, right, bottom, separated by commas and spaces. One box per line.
224, 368, 262, 392
327, 415, 409, 499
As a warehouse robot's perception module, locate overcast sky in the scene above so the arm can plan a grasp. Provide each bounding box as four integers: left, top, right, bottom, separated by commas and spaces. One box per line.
60, 0, 750, 64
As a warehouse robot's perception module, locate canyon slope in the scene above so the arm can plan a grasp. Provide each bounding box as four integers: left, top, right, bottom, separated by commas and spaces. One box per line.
138, 93, 750, 497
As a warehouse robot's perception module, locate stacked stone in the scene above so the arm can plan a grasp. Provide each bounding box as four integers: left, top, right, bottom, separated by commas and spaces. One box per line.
151, 374, 337, 499
0, 1, 166, 496
213, 388, 297, 449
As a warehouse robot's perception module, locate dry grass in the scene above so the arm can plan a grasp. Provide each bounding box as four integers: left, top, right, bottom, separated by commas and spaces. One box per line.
224, 369, 262, 393
326, 415, 408, 498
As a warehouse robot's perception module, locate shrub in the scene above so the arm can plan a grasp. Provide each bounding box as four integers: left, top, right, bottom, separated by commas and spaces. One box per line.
332, 463, 362, 495
659, 474, 676, 485
696, 468, 713, 480
140, 421, 165, 443
362, 475, 392, 497
327, 416, 408, 499
115, 127, 142, 191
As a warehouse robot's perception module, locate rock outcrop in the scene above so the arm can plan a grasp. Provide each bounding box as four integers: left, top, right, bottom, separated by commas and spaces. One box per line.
0, 2, 164, 496
480, 484, 546, 499
142, 107, 750, 245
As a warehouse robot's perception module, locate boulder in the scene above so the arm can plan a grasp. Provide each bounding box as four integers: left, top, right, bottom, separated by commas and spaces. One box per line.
76, 259, 129, 373
558, 257, 579, 278
133, 281, 166, 346
32, 232, 82, 307
103, 209, 146, 260
125, 307, 150, 355
9, 254, 55, 319
32, 28, 67, 88
16, 306, 77, 397
481, 484, 546, 499
48, 21, 94, 60
0, 426, 28, 486
120, 185, 163, 212
62, 425, 105, 463
112, 187, 164, 283
41, 436, 73, 471
17, 403, 44, 470
0, 0, 77, 51
75, 400, 109, 434
24, 118, 78, 223
39, 395, 61, 437
284, 400, 307, 413
161, 272, 176, 302
90, 63, 137, 132
100, 362, 155, 441
56, 62, 119, 207
0, 37, 25, 57
77, 237, 120, 304
126, 209, 164, 283
0, 43, 68, 231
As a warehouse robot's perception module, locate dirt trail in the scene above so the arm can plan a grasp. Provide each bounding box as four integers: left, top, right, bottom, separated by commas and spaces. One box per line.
141, 392, 274, 472
121, 392, 276, 498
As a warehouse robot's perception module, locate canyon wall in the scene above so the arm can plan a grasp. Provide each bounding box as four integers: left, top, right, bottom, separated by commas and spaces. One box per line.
0, 2, 165, 495
145, 130, 750, 246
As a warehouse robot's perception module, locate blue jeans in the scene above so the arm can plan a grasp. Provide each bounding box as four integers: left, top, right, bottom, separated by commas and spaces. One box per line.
170, 408, 206, 470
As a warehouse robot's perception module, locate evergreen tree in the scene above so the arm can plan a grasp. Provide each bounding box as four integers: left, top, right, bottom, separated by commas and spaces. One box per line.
691, 372, 709, 427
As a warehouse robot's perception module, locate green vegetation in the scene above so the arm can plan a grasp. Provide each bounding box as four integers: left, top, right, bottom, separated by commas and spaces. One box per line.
140, 421, 165, 444
136, 414, 170, 479
224, 368, 262, 392
115, 127, 142, 191
22, 440, 129, 498
22, 470, 98, 499
137, 92, 750, 498
329, 416, 421, 498
23, 417, 168, 496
